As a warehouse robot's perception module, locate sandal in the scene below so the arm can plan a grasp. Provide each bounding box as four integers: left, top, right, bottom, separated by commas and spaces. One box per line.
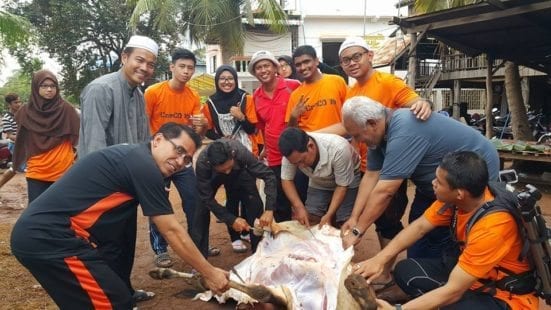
240, 233, 251, 243
154, 252, 174, 268
133, 289, 155, 303
232, 240, 248, 253
208, 246, 221, 257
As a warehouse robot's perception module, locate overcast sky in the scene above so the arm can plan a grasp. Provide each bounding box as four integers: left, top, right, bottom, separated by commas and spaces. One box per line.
0, 1, 404, 86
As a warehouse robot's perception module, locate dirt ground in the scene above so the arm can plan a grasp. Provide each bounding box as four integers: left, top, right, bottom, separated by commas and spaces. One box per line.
0, 172, 550, 310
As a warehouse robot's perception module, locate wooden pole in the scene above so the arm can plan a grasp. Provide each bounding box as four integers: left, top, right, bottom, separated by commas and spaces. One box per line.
486, 55, 494, 138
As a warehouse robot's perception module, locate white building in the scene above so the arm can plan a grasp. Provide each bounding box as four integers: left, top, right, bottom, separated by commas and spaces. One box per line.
206, 0, 406, 91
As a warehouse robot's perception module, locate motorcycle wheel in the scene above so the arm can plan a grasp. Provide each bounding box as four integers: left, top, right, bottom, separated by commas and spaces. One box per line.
537, 133, 551, 146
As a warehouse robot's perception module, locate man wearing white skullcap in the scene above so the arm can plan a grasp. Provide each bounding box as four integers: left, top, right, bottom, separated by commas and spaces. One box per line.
125, 35, 159, 57
337, 36, 433, 288
78, 34, 159, 305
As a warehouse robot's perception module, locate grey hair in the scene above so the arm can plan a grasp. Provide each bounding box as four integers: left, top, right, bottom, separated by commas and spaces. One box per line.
341, 96, 386, 128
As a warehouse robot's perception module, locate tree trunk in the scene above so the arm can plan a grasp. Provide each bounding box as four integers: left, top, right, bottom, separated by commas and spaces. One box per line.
485, 55, 494, 138
504, 61, 533, 140
407, 32, 417, 89
221, 47, 234, 65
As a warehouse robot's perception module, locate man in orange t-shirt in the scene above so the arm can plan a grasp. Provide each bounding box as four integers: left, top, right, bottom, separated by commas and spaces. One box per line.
144, 48, 218, 267
353, 151, 538, 310
286, 45, 347, 132
285, 45, 348, 203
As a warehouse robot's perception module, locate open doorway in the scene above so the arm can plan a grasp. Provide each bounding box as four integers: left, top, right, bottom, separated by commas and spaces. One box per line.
321, 41, 347, 80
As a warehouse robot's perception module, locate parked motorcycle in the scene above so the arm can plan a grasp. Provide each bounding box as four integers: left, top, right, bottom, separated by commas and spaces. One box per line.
528, 111, 550, 143
0, 139, 12, 169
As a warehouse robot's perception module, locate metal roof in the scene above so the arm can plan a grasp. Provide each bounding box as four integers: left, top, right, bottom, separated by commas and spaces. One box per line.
393, 0, 551, 74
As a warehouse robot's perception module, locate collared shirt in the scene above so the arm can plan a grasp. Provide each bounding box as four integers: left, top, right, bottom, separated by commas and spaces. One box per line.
195, 139, 277, 224
368, 109, 499, 195
254, 76, 300, 166
78, 70, 150, 158
281, 132, 361, 190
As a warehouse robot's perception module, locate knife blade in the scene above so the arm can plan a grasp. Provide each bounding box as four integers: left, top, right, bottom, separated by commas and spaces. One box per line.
307, 226, 318, 240
231, 267, 247, 284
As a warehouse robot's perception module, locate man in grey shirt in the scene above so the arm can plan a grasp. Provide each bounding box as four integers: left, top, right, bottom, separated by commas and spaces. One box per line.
341, 96, 499, 260
78, 35, 157, 157
77, 35, 159, 305
279, 127, 361, 228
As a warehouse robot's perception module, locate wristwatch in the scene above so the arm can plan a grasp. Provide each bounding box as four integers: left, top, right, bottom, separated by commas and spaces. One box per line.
351, 227, 364, 237
395, 304, 403, 310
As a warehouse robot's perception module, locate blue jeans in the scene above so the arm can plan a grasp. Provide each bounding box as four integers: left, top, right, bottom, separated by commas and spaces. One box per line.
8, 141, 26, 172
149, 167, 198, 255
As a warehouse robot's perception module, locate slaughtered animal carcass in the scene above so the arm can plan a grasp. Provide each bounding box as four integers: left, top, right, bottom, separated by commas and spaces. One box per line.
194, 221, 364, 309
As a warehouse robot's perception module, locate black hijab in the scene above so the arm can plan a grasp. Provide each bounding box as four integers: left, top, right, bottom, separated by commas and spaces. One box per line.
209, 65, 246, 113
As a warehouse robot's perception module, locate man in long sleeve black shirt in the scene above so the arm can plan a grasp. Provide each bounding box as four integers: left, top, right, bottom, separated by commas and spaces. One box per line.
195, 139, 277, 253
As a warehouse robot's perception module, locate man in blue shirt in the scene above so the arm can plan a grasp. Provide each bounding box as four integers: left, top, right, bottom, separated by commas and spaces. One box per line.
340, 96, 499, 260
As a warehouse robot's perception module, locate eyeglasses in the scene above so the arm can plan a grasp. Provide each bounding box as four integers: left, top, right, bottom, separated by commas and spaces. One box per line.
39, 84, 57, 90
163, 135, 193, 167
340, 51, 368, 66
220, 77, 235, 82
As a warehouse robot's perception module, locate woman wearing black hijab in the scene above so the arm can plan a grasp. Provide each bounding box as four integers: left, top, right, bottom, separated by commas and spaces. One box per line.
277, 55, 301, 81
13, 69, 80, 203
203, 65, 259, 154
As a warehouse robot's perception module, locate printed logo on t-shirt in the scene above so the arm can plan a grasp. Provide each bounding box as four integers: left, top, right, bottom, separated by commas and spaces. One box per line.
160, 112, 189, 119
304, 98, 337, 112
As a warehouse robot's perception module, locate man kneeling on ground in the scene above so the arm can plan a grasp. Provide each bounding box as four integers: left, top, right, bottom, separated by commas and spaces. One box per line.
353, 151, 538, 309
10, 122, 230, 309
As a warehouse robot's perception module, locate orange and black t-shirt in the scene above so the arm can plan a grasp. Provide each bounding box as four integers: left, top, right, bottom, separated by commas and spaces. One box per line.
10, 143, 173, 259
145, 81, 201, 135
424, 188, 539, 309
286, 74, 347, 131
26, 140, 75, 182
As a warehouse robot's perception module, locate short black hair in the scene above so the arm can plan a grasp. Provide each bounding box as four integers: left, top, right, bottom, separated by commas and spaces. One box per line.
292, 45, 317, 60
5, 93, 19, 104
122, 46, 135, 55
439, 151, 489, 198
155, 122, 202, 150
171, 48, 196, 65
278, 127, 309, 157
206, 141, 233, 166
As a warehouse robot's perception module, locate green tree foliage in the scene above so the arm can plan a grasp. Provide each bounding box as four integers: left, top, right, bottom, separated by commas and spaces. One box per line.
0, 65, 38, 113
414, 0, 482, 14
0, 10, 31, 50
8, 0, 179, 103
128, 0, 288, 61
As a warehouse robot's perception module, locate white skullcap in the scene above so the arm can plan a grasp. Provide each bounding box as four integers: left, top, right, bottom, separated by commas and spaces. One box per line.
248, 50, 279, 75
125, 35, 159, 57
338, 37, 370, 56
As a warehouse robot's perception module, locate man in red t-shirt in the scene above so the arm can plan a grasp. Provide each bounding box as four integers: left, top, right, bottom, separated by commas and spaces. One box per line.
250, 50, 300, 222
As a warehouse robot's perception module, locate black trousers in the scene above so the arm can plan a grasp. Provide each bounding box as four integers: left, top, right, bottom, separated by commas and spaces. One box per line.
15, 249, 133, 310
394, 258, 510, 309
269, 165, 293, 222
191, 170, 264, 257
26, 178, 54, 204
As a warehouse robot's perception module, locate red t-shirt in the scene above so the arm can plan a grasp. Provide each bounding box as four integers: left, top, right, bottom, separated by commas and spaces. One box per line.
254, 77, 300, 166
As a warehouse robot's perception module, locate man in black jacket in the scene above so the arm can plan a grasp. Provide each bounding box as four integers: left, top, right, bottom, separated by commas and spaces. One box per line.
194, 139, 277, 253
